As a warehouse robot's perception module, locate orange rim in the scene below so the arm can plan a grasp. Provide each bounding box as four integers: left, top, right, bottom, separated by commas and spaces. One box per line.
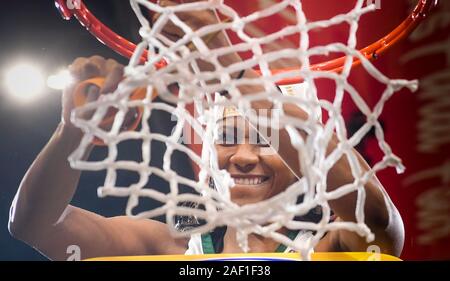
56, 0, 438, 84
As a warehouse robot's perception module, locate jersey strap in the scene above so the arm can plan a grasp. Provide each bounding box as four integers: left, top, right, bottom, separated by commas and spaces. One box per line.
201, 230, 301, 254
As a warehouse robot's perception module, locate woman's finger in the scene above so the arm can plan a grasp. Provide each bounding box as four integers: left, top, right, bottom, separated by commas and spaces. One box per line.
68, 57, 88, 79
79, 62, 102, 81
100, 64, 124, 94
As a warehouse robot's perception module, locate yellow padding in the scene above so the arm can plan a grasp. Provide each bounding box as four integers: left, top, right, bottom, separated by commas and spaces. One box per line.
86, 252, 401, 261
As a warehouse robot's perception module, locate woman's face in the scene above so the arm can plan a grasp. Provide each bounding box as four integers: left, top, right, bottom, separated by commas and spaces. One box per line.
215, 117, 297, 205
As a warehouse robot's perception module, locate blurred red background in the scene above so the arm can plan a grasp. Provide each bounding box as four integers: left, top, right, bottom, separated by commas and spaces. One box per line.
219, 0, 450, 260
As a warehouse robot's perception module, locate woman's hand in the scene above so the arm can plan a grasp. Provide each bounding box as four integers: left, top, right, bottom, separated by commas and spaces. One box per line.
154, 0, 242, 68
62, 56, 124, 128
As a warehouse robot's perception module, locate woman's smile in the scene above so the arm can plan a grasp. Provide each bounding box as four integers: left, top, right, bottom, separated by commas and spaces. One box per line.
231, 175, 271, 186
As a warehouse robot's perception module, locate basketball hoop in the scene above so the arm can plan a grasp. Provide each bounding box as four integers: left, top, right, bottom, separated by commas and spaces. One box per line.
58, 0, 439, 260
55, 0, 438, 84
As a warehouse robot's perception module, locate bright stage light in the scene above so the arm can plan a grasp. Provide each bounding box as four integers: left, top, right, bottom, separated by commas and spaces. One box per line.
4, 63, 45, 102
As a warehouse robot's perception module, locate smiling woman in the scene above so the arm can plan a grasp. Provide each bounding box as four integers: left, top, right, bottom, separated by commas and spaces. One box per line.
8, 0, 439, 262
215, 117, 297, 206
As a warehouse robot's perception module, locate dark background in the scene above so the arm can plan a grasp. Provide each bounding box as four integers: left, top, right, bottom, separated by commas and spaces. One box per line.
0, 0, 194, 260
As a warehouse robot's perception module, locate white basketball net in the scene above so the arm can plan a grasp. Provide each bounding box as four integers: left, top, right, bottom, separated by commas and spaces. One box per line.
69, 0, 418, 260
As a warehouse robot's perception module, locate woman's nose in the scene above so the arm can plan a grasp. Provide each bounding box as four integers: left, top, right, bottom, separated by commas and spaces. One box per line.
229, 144, 259, 172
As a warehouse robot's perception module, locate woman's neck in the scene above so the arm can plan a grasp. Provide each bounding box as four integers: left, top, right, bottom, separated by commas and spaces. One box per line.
222, 227, 289, 253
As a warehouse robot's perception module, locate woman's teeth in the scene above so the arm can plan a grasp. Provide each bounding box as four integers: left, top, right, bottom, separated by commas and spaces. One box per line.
233, 176, 268, 185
